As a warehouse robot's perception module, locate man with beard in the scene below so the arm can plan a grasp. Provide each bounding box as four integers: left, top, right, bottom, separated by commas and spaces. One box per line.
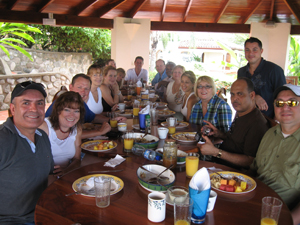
0, 81, 54, 224
199, 77, 269, 169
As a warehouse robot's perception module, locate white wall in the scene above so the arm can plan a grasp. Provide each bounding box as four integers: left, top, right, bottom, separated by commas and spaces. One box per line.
111, 17, 150, 72
250, 22, 291, 73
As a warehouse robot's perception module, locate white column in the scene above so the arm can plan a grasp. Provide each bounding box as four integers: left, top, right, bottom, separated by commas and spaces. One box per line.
250, 22, 291, 74
111, 17, 150, 72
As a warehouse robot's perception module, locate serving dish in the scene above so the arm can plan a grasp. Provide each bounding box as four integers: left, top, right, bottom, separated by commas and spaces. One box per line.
136, 164, 175, 192
81, 140, 117, 152
171, 132, 197, 144
161, 121, 189, 129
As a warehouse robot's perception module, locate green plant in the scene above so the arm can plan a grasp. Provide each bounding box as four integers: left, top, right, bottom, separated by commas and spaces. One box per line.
288, 36, 300, 83
25, 25, 111, 63
0, 23, 41, 61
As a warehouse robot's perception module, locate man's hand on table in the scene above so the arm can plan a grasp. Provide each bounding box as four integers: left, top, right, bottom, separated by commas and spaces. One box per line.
198, 135, 219, 157
115, 116, 127, 123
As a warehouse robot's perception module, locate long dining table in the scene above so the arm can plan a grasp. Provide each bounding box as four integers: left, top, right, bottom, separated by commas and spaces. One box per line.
35, 121, 293, 225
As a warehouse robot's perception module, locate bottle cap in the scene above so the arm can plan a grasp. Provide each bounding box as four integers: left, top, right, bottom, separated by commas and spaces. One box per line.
155, 155, 162, 161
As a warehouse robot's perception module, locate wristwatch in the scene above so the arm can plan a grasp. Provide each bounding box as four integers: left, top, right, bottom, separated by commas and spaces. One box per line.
216, 149, 222, 158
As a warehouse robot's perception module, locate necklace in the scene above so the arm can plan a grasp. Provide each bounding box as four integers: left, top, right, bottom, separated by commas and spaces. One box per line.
59, 126, 70, 134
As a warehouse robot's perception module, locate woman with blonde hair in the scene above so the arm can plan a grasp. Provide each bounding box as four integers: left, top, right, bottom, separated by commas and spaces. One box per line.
164, 65, 185, 120
100, 66, 124, 112
189, 76, 232, 132
180, 71, 198, 121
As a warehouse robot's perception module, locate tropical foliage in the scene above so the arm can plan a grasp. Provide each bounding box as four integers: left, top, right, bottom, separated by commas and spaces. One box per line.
0, 23, 41, 61
25, 25, 111, 64
288, 36, 300, 83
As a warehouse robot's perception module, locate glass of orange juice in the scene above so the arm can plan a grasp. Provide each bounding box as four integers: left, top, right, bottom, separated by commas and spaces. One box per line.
174, 197, 193, 225
127, 89, 133, 100
261, 197, 282, 225
136, 86, 141, 95
109, 112, 117, 128
186, 153, 199, 178
167, 117, 177, 135
124, 130, 134, 152
133, 102, 140, 117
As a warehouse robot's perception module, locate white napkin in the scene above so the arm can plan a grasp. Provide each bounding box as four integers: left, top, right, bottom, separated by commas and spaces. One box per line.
104, 154, 126, 167
136, 80, 142, 87
141, 90, 149, 94
139, 105, 150, 115
134, 100, 140, 104
189, 167, 211, 191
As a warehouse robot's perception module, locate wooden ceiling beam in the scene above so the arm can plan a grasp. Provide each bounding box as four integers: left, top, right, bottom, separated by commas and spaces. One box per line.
151, 21, 250, 33
74, 0, 99, 16
270, 0, 275, 20
37, 0, 55, 13
128, 0, 147, 18
283, 0, 300, 24
93, 0, 126, 18
0, 9, 113, 29
183, 0, 193, 22
6, 0, 19, 10
214, 0, 231, 23
161, 0, 167, 22
239, 0, 263, 24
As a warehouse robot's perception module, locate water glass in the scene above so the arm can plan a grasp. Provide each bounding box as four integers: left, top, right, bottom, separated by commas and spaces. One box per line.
94, 176, 111, 208
261, 197, 282, 225
174, 197, 193, 225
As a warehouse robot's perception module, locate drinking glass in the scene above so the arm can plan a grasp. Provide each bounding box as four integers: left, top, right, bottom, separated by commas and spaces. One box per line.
167, 117, 177, 135
109, 112, 117, 128
124, 130, 134, 152
186, 153, 199, 178
261, 197, 282, 225
174, 197, 193, 225
94, 176, 111, 208
133, 102, 140, 117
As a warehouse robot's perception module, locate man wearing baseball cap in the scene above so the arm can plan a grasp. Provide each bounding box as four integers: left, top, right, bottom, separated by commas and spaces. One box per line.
251, 84, 300, 223
0, 81, 54, 225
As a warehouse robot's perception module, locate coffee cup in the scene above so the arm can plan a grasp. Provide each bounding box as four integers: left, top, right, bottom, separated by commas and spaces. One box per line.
118, 103, 126, 112
207, 190, 217, 212
148, 191, 166, 223
117, 123, 127, 132
158, 127, 169, 139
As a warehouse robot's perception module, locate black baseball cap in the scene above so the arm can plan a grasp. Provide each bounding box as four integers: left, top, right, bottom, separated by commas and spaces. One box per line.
11, 81, 47, 102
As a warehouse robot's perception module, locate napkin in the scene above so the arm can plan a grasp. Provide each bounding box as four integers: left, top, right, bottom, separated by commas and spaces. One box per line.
134, 100, 140, 104
139, 105, 150, 115
104, 154, 126, 167
149, 93, 155, 98
136, 80, 142, 87
189, 167, 211, 221
141, 90, 149, 94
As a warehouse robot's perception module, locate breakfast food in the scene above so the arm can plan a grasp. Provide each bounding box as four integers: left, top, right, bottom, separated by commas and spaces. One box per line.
93, 141, 115, 150
174, 133, 196, 141
211, 176, 248, 193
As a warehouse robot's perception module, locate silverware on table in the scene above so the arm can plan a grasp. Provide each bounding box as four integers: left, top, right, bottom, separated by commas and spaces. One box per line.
88, 169, 124, 174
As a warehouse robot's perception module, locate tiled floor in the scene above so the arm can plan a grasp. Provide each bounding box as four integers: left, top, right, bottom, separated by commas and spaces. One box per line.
0, 103, 51, 124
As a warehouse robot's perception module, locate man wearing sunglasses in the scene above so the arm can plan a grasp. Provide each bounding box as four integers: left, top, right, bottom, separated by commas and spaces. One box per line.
238, 37, 286, 118
0, 81, 54, 225
251, 84, 300, 219
199, 78, 269, 169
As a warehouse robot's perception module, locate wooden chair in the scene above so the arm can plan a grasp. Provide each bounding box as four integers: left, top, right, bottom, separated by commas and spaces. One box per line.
263, 113, 279, 128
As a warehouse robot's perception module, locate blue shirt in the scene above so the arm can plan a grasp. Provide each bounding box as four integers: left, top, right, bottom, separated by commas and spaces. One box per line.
46, 101, 95, 123
238, 58, 286, 118
151, 70, 167, 86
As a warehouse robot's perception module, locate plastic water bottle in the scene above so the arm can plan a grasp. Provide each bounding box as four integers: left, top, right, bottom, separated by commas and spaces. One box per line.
144, 149, 162, 161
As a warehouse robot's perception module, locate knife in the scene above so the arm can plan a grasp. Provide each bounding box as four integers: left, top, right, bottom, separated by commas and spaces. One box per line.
88, 169, 124, 174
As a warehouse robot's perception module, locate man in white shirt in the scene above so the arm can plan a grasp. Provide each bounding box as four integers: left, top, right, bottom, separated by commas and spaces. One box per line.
125, 56, 148, 83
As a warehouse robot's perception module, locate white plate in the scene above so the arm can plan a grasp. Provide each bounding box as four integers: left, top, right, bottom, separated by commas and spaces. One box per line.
81, 140, 117, 152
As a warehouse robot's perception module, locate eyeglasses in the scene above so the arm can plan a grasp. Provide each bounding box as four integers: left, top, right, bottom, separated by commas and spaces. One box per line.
197, 85, 212, 90
275, 100, 299, 107
20, 81, 45, 89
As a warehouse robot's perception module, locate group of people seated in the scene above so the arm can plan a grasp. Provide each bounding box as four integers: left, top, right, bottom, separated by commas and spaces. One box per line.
1, 37, 300, 225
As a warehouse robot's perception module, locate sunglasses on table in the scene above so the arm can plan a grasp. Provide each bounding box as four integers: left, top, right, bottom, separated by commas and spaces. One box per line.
197, 85, 212, 90
274, 100, 300, 107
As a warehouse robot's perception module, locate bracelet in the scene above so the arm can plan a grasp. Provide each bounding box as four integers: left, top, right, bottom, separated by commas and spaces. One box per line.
216, 149, 222, 158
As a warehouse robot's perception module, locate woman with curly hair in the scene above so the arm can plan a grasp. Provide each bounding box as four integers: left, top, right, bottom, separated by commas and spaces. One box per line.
39, 91, 85, 178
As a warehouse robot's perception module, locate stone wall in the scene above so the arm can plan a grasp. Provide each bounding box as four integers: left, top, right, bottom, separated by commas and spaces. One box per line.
0, 46, 93, 110
0, 73, 70, 110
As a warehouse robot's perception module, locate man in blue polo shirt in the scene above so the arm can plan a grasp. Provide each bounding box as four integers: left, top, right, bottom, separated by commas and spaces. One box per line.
238, 37, 286, 118
152, 59, 167, 87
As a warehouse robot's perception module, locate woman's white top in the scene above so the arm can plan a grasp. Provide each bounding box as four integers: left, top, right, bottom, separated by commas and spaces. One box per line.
45, 118, 77, 168
86, 87, 103, 114
181, 92, 195, 119
166, 80, 183, 112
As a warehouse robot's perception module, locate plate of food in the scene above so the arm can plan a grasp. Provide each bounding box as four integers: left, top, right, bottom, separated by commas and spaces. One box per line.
171, 132, 197, 143
156, 102, 168, 108
122, 133, 159, 149
81, 140, 117, 152
210, 171, 257, 194
157, 109, 176, 117
137, 164, 175, 192
161, 121, 189, 129
114, 109, 133, 117
72, 174, 124, 197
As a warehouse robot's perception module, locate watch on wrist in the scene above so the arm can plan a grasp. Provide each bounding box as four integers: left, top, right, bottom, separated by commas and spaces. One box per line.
216, 149, 222, 158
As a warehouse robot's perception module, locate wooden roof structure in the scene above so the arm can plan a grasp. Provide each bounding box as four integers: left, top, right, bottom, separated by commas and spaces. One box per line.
1, 0, 300, 34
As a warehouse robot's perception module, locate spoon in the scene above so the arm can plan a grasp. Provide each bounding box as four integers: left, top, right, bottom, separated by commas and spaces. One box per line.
141, 127, 148, 139
140, 166, 169, 181
147, 164, 173, 183
207, 168, 226, 179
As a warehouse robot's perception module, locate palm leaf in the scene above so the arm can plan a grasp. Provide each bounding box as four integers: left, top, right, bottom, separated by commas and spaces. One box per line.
0, 45, 9, 58
1, 42, 33, 61
11, 32, 35, 43
1, 37, 28, 46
